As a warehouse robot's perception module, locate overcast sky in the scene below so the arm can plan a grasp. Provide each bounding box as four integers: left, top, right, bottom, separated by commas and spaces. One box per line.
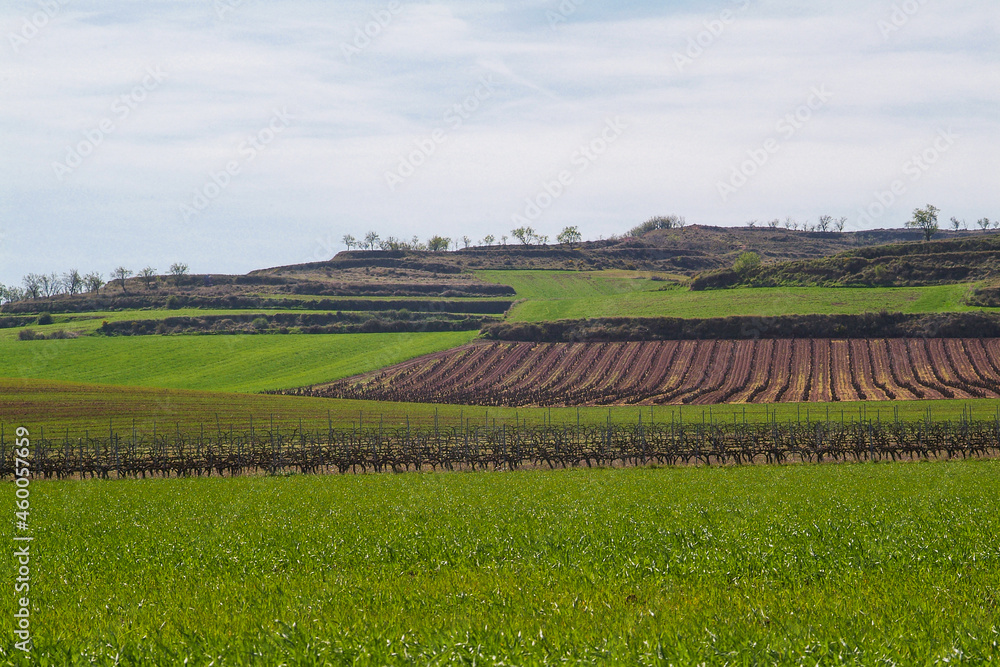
0, 0, 997, 284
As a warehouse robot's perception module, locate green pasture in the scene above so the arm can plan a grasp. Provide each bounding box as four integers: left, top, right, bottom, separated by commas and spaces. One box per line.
0, 331, 476, 393
1, 303, 503, 341
1, 309, 326, 340
476, 269, 678, 300
476, 271, 980, 321
3, 461, 998, 665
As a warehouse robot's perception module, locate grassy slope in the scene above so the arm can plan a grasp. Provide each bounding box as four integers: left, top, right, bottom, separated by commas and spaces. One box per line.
4, 378, 998, 438
0, 331, 476, 393
4, 462, 998, 665
476, 269, 677, 299
477, 270, 978, 321
0, 309, 351, 340
2, 303, 505, 341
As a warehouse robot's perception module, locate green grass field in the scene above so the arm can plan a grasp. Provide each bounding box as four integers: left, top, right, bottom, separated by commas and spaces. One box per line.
477, 270, 981, 321
1, 303, 504, 341
476, 269, 680, 300
3, 461, 998, 665
0, 331, 476, 393
1, 309, 337, 340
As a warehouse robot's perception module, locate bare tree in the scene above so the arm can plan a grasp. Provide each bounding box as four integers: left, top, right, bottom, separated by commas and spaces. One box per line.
22, 274, 42, 299
834, 217, 847, 232
817, 215, 833, 232
138, 266, 157, 290
461, 235, 472, 249
501, 235, 508, 246
84, 272, 105, 293
977, 218, 992, 232
481, 234, 496, 246
168, 263, 189, 286
39, 272, 61, 297
363, 231, 380, 250
63, 269, 83, 295
342, 234, 357, 250
0, 284, 25, 305
112, 267, 133, 293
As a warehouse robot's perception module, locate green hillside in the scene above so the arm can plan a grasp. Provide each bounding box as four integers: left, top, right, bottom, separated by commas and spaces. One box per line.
477, 271, 979, 321
693, 232, 1000, 290
0, 331, 476, 393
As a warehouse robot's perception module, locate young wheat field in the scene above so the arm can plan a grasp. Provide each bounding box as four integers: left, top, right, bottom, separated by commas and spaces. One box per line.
2, 461, 998, 665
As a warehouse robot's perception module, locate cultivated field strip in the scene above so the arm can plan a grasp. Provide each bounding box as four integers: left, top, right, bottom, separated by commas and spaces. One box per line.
314, 338, 1000, 407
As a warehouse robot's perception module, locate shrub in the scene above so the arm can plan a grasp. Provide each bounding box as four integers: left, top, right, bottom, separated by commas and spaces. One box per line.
36, 312, 53, 325
18, 329, 42, 341
251, 316, 270, 331
873, 264, 889, 284
165, 295, 182, 310
627, 215, 686, 237
733, 251, 762, 274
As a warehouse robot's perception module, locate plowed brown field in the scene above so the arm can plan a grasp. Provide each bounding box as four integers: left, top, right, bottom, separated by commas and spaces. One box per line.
315, 339, 1000, 407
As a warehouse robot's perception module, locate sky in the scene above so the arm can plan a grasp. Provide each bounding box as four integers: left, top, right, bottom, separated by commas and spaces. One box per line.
0, 0, 997, 285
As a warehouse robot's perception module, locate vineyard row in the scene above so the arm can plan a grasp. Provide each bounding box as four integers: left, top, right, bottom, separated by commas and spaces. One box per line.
3, 419, 999, 479
308, 338, 1000, 407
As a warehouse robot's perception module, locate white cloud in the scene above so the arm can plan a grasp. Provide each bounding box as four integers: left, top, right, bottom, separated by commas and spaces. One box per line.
0, 0, 997, 283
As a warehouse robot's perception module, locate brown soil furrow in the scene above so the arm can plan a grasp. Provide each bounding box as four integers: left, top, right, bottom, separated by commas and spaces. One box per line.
317, 338, 1000, 407
733, 339, 776, 403
849, 340, 890, 401
651, 340, 717, 404
756, 340, 794, 403
698, 339, 756, 405
890, 339, 944, 399
779, 340, 812, 403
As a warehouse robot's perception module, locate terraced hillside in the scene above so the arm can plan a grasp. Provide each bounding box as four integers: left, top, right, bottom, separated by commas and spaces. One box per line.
693, 232, 1000, 290
314, 338, 1000, 407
